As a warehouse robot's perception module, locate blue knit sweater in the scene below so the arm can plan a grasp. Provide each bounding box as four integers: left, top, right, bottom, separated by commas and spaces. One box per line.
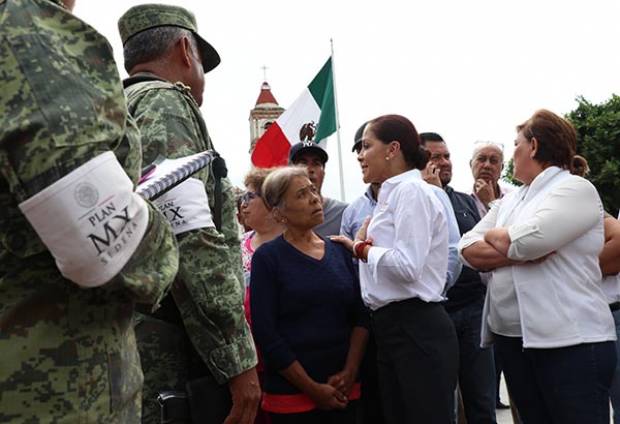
250, 235, 368, 395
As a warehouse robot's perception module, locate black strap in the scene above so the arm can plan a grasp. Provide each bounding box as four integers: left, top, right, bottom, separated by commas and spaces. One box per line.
211, 153, 227, 232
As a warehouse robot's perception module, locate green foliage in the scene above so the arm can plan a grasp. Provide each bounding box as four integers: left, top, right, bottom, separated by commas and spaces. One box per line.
567, 95, 620, 216
502, 158, 522, 187
502, 95, 620, 215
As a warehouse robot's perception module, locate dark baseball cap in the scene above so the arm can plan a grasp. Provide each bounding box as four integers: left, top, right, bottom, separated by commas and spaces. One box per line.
118, 4, 220, 74
289, 142, 328, 165
352, 122, 368, 152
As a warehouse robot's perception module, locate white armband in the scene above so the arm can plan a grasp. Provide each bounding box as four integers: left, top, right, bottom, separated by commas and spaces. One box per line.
18, 152, 149, 288
153, 178, 215, 235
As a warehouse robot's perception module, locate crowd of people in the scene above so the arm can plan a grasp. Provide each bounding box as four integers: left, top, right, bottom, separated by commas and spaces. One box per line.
2, 1, 620, 424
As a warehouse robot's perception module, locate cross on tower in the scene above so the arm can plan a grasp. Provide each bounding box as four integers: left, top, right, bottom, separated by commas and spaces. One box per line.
261, 65, 268, 82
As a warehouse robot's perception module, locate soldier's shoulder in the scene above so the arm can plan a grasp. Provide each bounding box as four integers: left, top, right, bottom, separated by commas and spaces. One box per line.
126, 79, 192, 100
126, 80, 194, 113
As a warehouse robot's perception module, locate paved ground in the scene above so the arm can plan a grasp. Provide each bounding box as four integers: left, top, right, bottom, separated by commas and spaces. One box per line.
496, 375, 514, 423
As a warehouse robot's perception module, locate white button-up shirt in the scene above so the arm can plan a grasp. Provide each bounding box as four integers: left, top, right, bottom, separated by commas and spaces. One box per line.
459, 167, 615, 348
359, 169, 449, 310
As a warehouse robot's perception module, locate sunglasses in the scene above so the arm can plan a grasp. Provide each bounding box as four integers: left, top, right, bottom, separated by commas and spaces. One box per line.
240, 191, 260, 205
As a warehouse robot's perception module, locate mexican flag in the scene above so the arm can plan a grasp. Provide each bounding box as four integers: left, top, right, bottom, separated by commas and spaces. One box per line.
251, 57, 337, 167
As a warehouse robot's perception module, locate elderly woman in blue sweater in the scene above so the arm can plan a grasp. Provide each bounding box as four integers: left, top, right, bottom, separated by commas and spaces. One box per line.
250, 166, 368, 424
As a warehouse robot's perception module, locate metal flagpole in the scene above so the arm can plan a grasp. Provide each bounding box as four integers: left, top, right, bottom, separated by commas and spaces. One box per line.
330, 38, 346, 202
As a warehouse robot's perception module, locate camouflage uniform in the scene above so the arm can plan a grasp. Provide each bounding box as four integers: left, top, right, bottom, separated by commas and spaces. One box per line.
119, 6, 257, 423
0, 0, 179, 422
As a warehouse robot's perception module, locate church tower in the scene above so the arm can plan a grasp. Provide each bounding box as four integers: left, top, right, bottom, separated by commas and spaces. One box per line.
249, 81, 284, 153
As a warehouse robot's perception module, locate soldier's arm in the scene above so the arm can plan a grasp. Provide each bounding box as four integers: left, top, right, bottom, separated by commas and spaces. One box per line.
0, 35, 178, 302
130, 88, 257, 381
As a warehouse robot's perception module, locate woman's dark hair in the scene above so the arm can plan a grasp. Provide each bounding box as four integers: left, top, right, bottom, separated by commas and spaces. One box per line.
516, 109, 577, 170
367, 114, 429, 170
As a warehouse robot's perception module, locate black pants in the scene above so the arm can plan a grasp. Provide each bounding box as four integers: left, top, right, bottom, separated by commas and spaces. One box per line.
359, 329, 385, 424
372, 298, 459, 424
448, 300, 496, 423
269, 401, 358, 424
495, 335, 617, 424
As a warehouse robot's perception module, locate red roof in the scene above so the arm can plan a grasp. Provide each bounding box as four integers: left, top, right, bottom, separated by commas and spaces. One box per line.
255, 81, 279, 106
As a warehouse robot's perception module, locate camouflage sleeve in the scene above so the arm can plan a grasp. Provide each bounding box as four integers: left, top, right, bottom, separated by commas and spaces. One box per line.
131, 88, 257, 382
107, 116, 180, 306
201, 121, 243, 286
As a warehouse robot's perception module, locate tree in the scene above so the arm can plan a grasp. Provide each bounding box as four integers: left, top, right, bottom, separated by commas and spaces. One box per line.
503, 95, 620, 215
568, 95, 620, 216
502, 158, 522, 187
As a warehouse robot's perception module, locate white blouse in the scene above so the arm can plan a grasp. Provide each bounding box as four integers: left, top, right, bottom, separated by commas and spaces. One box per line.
459, 167, 615, 348
359, 169, 449, 311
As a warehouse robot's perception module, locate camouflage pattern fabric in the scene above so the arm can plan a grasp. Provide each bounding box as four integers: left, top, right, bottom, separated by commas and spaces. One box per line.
0, 1, 179, 422
117, 4, 220, 74
124, 75, 257, 422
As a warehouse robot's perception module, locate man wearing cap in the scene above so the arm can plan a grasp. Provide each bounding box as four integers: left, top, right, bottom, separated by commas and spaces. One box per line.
0, 0, 179, 422
118, 4, 259, 424
289, 142, 348, 237
421, 132, 497, 424
338, 123, 382, 424
340, 123, 380, 242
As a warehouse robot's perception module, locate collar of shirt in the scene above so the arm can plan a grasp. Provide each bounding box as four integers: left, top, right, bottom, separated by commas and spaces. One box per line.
518, 166, 563, 204
363, 185, 378, 206
379, 169, 422, 201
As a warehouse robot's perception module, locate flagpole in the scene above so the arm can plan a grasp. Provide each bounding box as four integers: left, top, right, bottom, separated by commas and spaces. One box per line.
330, 38, 346, 202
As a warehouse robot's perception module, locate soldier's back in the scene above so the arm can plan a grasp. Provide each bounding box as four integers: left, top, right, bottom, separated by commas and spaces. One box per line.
0, 1, 178, 422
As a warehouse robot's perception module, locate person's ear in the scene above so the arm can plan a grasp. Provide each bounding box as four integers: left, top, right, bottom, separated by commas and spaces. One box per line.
387, 140, 401, 159
272, 207, 286, 224
179, 36, 193, 68
530, 137, 539, 159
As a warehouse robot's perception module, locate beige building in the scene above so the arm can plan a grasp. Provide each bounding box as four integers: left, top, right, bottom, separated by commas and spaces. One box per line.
249, 81, 284, 153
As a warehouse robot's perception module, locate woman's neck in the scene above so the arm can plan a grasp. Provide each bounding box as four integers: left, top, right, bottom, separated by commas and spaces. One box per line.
383, 160, 412, 182
251, 223, 284, 250
283, 226, 318, 245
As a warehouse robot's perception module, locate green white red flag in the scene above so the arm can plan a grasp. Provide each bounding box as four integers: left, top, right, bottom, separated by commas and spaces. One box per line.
251, 57, 336, 167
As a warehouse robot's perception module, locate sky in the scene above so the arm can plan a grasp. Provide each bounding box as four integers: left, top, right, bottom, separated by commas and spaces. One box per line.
75, 0, 620, 200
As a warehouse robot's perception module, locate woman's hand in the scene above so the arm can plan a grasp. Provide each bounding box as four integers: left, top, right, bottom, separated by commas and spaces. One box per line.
308, 382, 348, 410
354, 217, 371, 242
327, 368, 355, 397
484, 227, 511, 256
330, 217, 372, 255
329, 235, 355, 252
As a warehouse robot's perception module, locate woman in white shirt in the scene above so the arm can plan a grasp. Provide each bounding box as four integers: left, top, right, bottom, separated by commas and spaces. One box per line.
332, 114, 458, 424
460, 109, 616, 424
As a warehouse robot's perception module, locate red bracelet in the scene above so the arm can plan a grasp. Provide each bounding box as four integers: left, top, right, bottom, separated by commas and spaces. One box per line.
354, 240, 372, 262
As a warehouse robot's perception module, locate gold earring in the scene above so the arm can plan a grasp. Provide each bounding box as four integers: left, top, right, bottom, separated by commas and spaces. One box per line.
385, 156, 390, 161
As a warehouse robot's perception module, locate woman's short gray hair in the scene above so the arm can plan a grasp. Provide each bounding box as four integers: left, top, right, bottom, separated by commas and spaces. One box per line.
261, 166, 309, 209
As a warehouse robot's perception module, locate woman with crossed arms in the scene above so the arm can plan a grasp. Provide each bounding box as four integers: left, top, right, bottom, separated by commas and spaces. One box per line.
460, 109, 616, 423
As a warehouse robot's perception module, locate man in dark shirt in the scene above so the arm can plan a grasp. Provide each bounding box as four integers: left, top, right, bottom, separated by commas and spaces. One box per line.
421, 132, 497, 424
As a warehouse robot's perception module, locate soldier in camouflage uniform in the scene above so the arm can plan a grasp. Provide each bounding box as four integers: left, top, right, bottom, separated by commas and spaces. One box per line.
0, 0, 179, 422
117, 5, 260, 424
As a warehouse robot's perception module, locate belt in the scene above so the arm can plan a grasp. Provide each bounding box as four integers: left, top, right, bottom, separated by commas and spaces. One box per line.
609, 302, 620, 312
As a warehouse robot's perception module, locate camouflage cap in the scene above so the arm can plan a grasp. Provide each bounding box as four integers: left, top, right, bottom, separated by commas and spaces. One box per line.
118, 4, 220, 73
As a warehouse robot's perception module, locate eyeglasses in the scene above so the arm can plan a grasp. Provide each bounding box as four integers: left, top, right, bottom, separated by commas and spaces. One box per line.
240, 191, 260, 205
474, 140, 504, 151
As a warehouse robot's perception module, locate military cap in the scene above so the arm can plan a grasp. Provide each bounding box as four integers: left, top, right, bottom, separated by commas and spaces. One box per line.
118, 4, 220, 73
